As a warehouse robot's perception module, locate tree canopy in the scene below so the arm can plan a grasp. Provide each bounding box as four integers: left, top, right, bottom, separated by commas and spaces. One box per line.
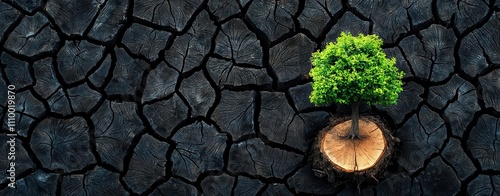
309, 32, 404, 106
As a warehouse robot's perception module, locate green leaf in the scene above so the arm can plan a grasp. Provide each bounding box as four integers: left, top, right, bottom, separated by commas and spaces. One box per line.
309, 32, 404, 106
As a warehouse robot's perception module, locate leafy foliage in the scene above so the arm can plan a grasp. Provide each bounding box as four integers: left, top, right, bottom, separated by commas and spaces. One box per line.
309, 32, 404, 106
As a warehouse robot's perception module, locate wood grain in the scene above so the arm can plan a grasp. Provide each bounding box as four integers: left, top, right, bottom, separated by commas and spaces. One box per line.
321, 119, 386, 172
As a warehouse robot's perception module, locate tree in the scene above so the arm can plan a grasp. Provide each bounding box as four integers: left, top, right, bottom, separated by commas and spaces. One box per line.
309, 32, 404, 139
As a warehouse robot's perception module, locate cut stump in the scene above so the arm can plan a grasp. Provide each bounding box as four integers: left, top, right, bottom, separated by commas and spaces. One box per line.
321, 119, 386, 172
312, 116, 397, 182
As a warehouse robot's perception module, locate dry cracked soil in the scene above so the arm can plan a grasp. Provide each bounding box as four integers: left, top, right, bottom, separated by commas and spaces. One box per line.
0, 0, 499, 195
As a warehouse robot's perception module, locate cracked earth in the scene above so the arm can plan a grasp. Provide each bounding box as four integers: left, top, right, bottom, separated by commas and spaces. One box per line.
0, 0, 499, 195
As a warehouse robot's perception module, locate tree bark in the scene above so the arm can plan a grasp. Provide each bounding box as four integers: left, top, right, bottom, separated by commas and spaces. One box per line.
349, 101, 360, 139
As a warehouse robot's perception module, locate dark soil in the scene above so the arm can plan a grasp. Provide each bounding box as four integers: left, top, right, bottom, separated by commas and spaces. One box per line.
0, 0, 499, 195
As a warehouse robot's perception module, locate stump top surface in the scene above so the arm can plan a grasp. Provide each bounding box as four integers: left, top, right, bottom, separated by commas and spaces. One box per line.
320, 119, 386, 172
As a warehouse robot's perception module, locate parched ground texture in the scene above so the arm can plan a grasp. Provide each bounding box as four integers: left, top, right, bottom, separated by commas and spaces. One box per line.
0, 0, 499, 195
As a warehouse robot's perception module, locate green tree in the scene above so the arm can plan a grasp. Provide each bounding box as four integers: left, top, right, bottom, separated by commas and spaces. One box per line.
309, 32, 404, 139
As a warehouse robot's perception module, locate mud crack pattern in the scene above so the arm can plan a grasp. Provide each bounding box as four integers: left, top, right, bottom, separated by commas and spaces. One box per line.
0, 0, 499, 195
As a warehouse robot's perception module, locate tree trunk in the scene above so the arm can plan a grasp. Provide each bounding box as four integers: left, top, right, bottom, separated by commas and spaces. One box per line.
349, 101, 360, 139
